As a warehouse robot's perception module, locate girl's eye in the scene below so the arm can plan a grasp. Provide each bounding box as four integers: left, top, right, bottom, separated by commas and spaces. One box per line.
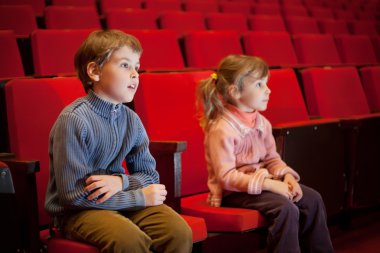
256, 82, 262, 88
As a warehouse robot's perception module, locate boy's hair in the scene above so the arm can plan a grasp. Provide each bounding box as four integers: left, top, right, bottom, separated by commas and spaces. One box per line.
74, 29, 142, 92
197, 55, 269, 130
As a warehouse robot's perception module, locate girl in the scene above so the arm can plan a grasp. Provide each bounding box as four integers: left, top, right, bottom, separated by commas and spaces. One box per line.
197, 55, 333, 253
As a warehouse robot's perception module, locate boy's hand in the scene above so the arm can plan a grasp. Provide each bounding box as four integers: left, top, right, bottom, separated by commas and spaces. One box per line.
283, 174, 303, 202
84, 175, 123, 204
263, 178, 293, 200
142, 184, 167, 206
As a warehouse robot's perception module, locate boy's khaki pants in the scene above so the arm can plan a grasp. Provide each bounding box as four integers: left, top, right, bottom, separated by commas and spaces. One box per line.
63, 204, 193, 253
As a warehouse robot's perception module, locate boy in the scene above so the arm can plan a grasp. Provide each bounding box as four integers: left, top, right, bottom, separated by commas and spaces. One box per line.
45, 30, 192, 253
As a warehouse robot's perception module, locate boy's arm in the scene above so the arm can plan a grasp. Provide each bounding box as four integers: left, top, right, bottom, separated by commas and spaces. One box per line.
124, 117, 160, 190
52, 113, 146, 211
262, 121, 300, 181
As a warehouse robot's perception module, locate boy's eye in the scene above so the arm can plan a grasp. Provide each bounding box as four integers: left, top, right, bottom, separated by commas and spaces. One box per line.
121, 63, 128, 68
135, 66, 139, 71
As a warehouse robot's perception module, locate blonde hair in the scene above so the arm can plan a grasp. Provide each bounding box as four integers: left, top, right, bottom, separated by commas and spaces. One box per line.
74, 29, 142, 93
197, 55, 269, 130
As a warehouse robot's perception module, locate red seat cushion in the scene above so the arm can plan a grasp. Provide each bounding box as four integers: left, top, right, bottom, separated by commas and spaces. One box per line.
181, 193, 266, 232
180, 215, 207, 243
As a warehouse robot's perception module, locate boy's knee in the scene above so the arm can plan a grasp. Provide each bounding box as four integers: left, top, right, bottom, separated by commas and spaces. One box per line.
161, 214, 193, 253
103, 227, 152, 253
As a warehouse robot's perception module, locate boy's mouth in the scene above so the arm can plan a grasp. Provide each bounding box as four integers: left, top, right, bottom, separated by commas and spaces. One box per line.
128, 83, 137, 90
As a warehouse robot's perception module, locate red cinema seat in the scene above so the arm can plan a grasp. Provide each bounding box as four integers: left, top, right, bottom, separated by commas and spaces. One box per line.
248, 15, 287, 32
349, 20, 378, 35
31, 29, 93, 76
292, 34, 341, 66
285, 16, 320, 34
243, 31, 298, 67
134, 71, 267, 232
206, 13, 249, 33
308, 7, 334, 19
44, 6, 101, 29
301, 67, 380, 208
4, 77, 207, 252
184, 30, 243, 68
106, 9, 159, 30
0, 5, 37, 38
100, 0, 143, 13
51, 0, 95, 7
252, 4, 282, 16
281, 6, 309, 18
261, 68, 345, 217
0, 30, 24, 79
370, 35, 380, 62
144, 0, 182, 11
160, 11, 206, 34
0, 0, 45, 16
318, 19, 350, 35
334, 9, 356, 21
183, 1, 219, 13
219, 2, 252, 15
124, 29, 185, 70
360, 66, 380, 112
334, 35, 378, 65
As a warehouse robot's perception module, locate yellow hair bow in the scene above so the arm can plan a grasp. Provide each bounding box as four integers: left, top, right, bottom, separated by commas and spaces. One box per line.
210, 73, 218, 80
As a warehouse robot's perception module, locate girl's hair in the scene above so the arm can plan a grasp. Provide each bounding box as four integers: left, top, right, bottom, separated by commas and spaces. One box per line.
197, 54, 269, 130
74, 29, 142, 93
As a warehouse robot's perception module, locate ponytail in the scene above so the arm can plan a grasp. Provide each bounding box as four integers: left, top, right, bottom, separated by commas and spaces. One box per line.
197, 75, 225, 130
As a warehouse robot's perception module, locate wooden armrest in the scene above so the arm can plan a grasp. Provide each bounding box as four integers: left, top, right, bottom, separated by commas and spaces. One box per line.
0, 153, 16, 160
0, 159, 40, 174
149, 141, 187, 212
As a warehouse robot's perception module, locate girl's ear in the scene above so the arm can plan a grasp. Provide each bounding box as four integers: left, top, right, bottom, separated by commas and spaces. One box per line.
227, 84, 241, 100
87, 62, 100, 82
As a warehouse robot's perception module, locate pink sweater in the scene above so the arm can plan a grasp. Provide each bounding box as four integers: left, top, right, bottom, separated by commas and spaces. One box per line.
205, 108, 300, 207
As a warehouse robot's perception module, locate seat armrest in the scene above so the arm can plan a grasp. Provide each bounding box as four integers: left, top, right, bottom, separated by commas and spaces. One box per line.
149, 141, 187, 212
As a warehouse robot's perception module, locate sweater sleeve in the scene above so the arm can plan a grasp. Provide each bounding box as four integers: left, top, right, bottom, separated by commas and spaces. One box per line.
262, 119, 300, 181
124, 115, 160, 190
207, 126, 270, 195
52, 113, 146, 211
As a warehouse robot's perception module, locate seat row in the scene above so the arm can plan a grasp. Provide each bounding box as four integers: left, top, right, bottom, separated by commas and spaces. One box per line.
1, 65, 379, 252
1, 28, 379, 78
1, 0, 379, 17
1, 4, 379, 38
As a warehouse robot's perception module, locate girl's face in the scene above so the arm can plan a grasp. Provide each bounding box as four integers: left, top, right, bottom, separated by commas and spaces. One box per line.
232, 74, 271, 112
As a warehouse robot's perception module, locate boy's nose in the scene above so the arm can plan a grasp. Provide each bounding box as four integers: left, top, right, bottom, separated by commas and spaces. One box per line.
130, 69, 139, 79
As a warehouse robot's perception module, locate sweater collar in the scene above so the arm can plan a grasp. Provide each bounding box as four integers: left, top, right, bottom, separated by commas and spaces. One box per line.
86, 89, 122, 119
226, 104, 257, 128
223, 105, 265, 136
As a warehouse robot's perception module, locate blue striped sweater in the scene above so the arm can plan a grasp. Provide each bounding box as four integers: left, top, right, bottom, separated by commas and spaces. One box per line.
45, 90, 159, 216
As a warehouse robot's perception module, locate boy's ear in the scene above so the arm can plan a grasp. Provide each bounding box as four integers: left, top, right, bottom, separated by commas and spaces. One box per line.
87, 62, 100, 82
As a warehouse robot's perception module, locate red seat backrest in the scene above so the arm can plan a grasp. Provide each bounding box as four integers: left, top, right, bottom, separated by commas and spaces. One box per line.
0, 30, 24, 78
31, 29, 94, 76
160, 11, 206, 34
252, 4, 282, 15
309, 8, 334, 19
44, 6, 101, 29
0, 0, 45, 16
5, 77, 86, 225
124, 29, 185, 70
248, 15, 287, 32
100, 0, 142, 13
318, 19, 350, 35
349, 20, 378, 36
185, 30, 243, 68
106, 9, 158, 30
144, 0, 182, 11
0, 5, 37, 38
334, 34, 378, 65
134, 71, 212, 196
219, 2, 252, 15
301, 67, 371, 118
262, 68, 309, 124
292, 34, 341, 65
183, 1, 219, 13
206, 13, 249, 33
360, 66, 380, 112
282, 6, 309, 17
51, 0, 95, 7
243, 31, 298, 67
285, 16, 320, 34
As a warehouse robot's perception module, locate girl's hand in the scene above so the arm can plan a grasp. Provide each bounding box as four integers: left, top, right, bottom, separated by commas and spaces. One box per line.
84, 175, 123, 204
284, 174, 303, 202
263, 178, 293, 200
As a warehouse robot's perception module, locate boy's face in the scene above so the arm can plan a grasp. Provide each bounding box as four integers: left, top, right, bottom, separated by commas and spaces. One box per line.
93, 45, 141, 104
233, 74, 271, 112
